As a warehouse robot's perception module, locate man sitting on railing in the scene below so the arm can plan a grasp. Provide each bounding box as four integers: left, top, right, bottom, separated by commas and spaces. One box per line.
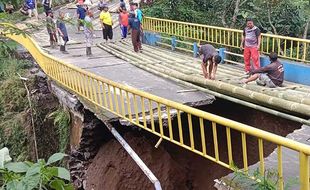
241, 52, 284, 88
198, 44, 222, 80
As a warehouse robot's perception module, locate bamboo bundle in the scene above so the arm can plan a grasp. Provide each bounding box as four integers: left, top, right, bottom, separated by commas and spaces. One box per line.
97, 42, 310, 117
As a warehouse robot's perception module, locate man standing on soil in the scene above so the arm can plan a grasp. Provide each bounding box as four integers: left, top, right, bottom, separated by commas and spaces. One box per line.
46, 10, 57, 49
100, 4, 113, 43
240, 18, 261, 74
241, 52, 284, 88
119, 8, 128, 39
128, 13, 142, 52
57, 12, 69, 54
198, 44, 222, 80
84, 10, 94, 56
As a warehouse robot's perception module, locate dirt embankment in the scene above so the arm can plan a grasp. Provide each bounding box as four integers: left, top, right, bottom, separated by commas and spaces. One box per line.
83, 98, 301, 190
86, 131, 188, 190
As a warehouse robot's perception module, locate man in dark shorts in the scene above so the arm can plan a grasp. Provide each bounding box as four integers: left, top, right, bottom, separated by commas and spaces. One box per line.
198, 44, 222, 80
42, 0, 52, 16
46, 10, 57, 48
242, 52, 284, 88
76, 4, 86, 32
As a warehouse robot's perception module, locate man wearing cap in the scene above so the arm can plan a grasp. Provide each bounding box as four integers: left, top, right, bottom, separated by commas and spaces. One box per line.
240, 18, 261, 74
242, 52, 284, 88
198, 44, 222, 80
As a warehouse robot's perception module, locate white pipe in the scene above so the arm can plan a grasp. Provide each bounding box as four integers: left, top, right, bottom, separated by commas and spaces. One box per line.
110, 127, 162, 190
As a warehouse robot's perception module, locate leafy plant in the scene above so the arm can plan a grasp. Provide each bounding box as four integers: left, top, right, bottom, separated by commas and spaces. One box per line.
49, 108, 71, 153
0, 152, 73, 190
228, 165, 299, 190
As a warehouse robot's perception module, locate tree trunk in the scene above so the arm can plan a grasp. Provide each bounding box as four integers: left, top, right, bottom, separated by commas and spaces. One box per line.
303, 19, 309, 39
230, 0, 241, 28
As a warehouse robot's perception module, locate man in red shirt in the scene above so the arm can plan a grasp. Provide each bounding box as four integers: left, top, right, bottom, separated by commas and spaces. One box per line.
119, 8, 129, 39
240, 18, 261, 74
242, 52, 284, 88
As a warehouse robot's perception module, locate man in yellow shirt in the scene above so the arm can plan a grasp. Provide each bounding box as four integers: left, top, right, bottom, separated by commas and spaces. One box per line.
100, 4, 113, 42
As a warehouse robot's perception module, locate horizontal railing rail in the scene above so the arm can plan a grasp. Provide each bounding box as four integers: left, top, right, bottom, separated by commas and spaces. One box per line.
1, 23, 309, 190
143, 17, 310, 63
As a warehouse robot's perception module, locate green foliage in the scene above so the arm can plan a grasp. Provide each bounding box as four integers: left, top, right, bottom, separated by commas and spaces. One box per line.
49, 108, 71, 153
229, 165, 299, 190
0, 152, 74, 190
0, 58, 32, 161
143, 0, 310, 37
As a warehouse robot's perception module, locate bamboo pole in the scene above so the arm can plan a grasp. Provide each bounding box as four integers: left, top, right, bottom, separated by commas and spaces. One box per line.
98, 43, 310, 126
99, 43, 310, 117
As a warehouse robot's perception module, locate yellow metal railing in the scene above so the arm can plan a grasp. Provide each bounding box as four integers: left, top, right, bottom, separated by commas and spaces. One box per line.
1, 24, 310, 189
143, 17, 310, 63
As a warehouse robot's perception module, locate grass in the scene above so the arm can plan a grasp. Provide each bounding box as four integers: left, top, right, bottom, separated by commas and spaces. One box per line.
49, 107, 71, 153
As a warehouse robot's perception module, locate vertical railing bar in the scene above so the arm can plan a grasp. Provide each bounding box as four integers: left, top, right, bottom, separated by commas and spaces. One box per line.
141, 97, 147, 128
102, 83, 108, 107
149, 100, 155, 132
126, 91, 132, 122
241, 132, 248, 173
258, 138, 265, 176
212, 122, 219, 162
157, 102, 164, 137
167, 107, 173, 140
113, 86, 120, 114
299, 152, 309, 190
226, 127, 233, 167
278, 145, 284, 190
177, 110, 184, 145
98, 81, 103, 107
93, 79, 98, 104
107, 84, 114, 111
199, 118, 207, 156
133, 94, 139, 124
188, 113, 194, 150
120, 89, 126, 117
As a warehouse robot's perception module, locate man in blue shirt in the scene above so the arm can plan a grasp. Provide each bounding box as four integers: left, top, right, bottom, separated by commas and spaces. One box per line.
128, 13, 142, 52
25, 0, 38, 19
76, 4, 86, 32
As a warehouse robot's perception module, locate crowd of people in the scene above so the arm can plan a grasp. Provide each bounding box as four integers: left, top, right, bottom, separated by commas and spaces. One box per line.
1, 0, 283, 88
43, 0, 143, 56
198, 18, 284, 88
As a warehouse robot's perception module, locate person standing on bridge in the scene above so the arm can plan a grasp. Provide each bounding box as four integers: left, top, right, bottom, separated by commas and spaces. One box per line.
198, 44, 222, 80
128, 13, 142, 52
100, 4, 113, 43
241, 52, 284, 88
46, 10, 57, 49
119, 8, 129, 39
25, 0, 38, 19
76, 3, 86, 32
42, 0, 52, 16
57, 12, 69, 54
84, 10, 94, 56
240, 18, 261, 74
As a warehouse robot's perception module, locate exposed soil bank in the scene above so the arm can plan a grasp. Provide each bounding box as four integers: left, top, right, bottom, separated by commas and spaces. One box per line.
83, 98, 302, 190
